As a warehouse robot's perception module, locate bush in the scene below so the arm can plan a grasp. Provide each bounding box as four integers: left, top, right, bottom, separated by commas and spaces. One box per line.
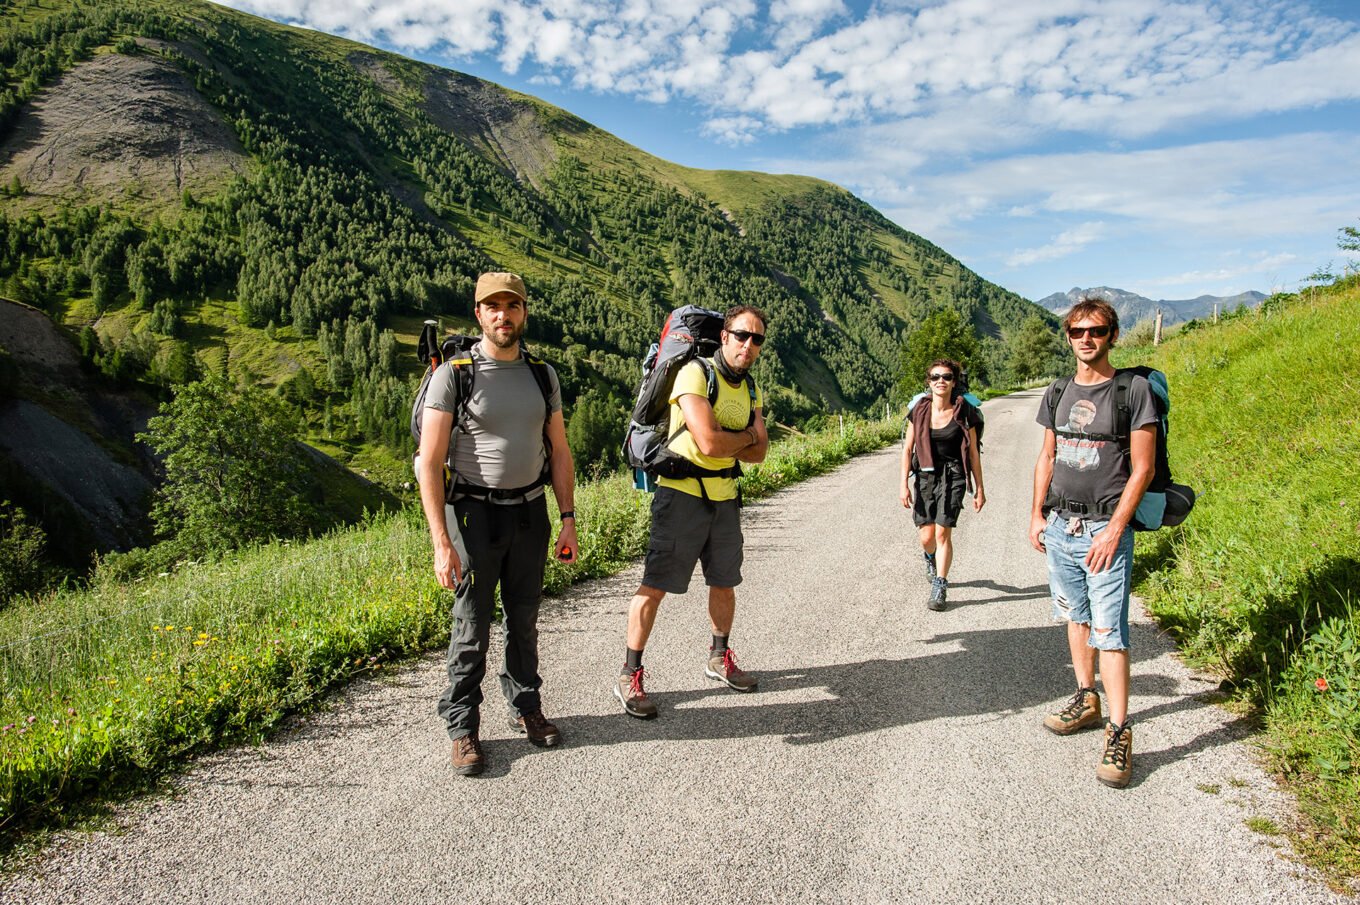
0, 499, 48, 603
139, 376, 316, 554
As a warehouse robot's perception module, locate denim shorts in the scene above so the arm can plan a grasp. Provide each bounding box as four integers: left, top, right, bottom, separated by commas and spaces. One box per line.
1044, 511, 1134, 651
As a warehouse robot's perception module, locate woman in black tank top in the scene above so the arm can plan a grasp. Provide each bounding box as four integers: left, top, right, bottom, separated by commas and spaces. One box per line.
898, 358, 986, 611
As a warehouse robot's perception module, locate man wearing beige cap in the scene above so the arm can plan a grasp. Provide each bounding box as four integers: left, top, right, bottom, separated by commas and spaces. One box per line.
417, 271, 578, 776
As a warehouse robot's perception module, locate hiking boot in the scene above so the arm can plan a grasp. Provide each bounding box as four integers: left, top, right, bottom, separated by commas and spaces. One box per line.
705, 648, 758, 692
509, 710, 562, 747
927, 576, 948, 611
450, 733, 485, 776
923, 552, 937, 581
1097, 721, 1133, 788
1043, 687, 1101, 735
615, 667, 658, 719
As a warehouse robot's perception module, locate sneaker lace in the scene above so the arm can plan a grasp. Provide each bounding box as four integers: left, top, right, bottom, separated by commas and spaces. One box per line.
629, 667, 648, 700
721, 649, 744, 677
1104, 724, 1130, 769
1059, 688, 1091, 721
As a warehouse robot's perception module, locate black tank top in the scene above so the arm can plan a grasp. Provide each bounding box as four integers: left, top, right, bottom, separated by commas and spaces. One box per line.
929, 420, 963, 465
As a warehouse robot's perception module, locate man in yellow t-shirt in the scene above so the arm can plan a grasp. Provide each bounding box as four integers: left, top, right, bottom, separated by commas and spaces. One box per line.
614, 306, 770, 719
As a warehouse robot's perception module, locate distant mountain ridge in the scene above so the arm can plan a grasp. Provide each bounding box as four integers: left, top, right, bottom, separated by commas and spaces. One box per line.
1039, 287, 1267, 326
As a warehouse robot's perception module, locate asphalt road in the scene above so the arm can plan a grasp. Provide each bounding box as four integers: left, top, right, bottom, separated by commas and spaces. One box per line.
2, 389, 1345, 904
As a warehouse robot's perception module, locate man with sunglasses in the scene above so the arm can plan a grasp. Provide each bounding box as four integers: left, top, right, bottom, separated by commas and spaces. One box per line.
615, 306, 769, 719
1030, 297, 1156, 788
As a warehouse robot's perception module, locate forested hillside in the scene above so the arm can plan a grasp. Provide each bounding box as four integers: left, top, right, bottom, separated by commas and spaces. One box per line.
0, 0, 1059, 567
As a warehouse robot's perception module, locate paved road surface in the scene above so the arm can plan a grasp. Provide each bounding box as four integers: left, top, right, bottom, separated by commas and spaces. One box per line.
2, 390, 1344, 904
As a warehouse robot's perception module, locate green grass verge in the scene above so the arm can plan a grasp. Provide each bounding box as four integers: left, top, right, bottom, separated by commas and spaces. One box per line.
1123, 280, 1360, 887
0, 416, 899, 848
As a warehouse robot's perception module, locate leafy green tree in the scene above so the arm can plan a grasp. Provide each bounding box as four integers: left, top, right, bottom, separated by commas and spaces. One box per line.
0, 499, 48, 603
1007, 315, 1064, 382
897, 307, 980, 400
567, 389, 624, 475
139, 376, 314, 554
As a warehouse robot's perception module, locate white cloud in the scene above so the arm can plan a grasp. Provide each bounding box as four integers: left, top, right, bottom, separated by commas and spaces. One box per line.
1007, 222, 1106, 267
212, 0, 1360, 139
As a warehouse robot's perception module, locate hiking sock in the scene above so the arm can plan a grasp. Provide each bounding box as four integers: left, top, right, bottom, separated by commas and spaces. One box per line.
924, 551, 936, 566
623, 647, 644, 674
711, 634, 729, 654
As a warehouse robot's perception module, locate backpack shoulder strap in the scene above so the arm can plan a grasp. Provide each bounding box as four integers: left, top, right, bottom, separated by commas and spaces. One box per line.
1113, 369, 1135, 455
523, 347, 556, 422
1047, 375, 1073, 430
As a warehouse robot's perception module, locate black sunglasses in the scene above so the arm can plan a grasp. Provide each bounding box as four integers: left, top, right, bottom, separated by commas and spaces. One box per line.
927, 372, 955, 382
727, 329, 766, 346
1067, 325, 1112, 339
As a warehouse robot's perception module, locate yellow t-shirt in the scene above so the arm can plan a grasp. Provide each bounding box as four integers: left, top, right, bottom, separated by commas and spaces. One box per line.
658, 359, 763, 501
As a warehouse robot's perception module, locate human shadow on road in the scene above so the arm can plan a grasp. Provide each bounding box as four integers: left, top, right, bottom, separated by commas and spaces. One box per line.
938, 579, 1050, 607
479, 622, 1223, 784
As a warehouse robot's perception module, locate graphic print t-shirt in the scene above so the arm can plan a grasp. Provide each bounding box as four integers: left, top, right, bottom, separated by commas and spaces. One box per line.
1036, 375, 1156, 518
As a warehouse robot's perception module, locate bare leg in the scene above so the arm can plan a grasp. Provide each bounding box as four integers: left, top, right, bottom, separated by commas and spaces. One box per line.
918, 524, 937, 556
627, 585, 666, 651
1099, 648, 1129, 724
708, 586, 736, 636
934, 525, 954, 579
1068, 621, 1096, 688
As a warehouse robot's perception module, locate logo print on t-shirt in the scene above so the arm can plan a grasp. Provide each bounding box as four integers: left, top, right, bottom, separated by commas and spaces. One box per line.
1056, 399, 1103, 472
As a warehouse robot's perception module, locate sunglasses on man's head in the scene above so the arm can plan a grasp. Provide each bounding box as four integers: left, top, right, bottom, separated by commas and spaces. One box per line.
927, 372, 955, 382
727, 329, 765, 346
1067, 324, 1112, 339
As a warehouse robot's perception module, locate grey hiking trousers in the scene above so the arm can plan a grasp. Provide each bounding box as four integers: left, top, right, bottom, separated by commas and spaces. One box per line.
436, 494, 551, 739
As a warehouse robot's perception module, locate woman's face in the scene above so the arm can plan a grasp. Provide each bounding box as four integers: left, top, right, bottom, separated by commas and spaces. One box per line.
926, 367, 955, 398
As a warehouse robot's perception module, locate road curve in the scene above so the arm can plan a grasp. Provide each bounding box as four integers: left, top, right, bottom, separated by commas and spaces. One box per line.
2, 389, 1344, 904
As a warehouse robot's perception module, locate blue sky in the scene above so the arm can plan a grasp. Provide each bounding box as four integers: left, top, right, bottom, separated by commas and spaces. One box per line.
214, 0, 1360, 303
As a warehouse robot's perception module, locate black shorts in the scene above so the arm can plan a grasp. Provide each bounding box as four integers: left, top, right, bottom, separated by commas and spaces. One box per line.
641, 487, 744, 593
912, 461, 968, 528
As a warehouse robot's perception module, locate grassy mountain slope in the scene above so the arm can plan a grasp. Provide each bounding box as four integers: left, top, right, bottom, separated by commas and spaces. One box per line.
1121, 280, 1360, 884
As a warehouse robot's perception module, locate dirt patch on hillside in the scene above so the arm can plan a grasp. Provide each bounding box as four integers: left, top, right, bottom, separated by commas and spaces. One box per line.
0, 300, 157, 552
422, 71, 557, 190
0, 51, 247, 211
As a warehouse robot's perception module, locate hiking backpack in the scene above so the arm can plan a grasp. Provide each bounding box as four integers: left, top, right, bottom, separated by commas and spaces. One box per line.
1045, 366, 1195, 530
410, 320, 556, 500
622, 305, 756, 485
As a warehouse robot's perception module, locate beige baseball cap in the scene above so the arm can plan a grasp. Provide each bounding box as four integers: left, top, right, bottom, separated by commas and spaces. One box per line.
474, 271, 527, 303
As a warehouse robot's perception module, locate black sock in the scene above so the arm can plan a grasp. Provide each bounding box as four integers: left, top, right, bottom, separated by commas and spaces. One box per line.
711, 634, 729, 654
623, 648, 643, 674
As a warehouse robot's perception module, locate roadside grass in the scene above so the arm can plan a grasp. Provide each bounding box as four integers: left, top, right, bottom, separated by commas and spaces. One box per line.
0, 415, 898, 851
1122, 280, 1360, 886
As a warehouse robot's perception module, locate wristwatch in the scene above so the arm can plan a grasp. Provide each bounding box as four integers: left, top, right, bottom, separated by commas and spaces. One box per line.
559, 510, 575, 521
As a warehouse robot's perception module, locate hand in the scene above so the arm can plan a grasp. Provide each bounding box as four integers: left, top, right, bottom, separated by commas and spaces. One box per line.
973, 489, 986, 512
434, 539, 463, 590
1028, 513, 1048, 553
1084, 523, 1124, 573
554, 520, 579, 564
899, 483, 912, 509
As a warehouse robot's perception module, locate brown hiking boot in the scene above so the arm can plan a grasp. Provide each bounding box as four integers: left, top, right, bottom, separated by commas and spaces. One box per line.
450, 733, 485, 776
1097, 721, 1133, 788
615, 667, 658, 719
509, 710, 562, 747
705, 648, 758, 692
1043, 687, 1101, 735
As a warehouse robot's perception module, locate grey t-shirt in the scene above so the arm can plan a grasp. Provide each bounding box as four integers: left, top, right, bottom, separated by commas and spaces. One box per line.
424, 344, 562, 493
1036, 374, 1157, 518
